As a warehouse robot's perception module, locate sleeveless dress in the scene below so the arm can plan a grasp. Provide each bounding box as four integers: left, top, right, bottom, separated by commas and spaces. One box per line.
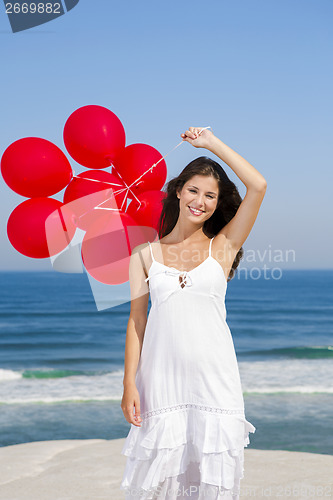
120, 236, 256, 499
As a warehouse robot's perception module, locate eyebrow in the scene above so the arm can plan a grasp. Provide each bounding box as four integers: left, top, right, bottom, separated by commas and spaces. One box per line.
188, 185, 218, 195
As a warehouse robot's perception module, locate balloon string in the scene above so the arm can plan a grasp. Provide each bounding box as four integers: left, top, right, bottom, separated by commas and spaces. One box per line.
71, 126, 212, 218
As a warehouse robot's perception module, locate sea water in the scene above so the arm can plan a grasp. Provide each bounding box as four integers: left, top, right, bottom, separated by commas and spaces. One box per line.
0, 269, 332, 454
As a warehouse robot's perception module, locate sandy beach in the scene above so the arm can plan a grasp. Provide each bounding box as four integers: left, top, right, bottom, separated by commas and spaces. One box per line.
0, 439, 332, 499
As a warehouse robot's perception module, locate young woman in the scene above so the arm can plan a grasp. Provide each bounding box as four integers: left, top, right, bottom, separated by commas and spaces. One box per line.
120, 127, 267, 499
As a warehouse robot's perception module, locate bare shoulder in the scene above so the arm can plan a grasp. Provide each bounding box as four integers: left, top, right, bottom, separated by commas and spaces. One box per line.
131, 242, 151, 276
128, 242, 150, 318
131, 241, 150, 255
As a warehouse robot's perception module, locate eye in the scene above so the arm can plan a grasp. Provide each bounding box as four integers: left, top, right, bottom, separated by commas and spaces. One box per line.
189, 189, 214, 199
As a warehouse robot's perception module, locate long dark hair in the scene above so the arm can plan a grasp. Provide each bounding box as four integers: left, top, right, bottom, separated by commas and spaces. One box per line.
157, 156, 244, 282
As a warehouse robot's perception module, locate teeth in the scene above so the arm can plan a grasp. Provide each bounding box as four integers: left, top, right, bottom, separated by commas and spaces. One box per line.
190, 206, 204, 214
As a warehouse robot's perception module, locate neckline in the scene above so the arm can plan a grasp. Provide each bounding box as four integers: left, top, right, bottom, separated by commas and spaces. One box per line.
149, 236, 215, 269
149, 255, 228, 285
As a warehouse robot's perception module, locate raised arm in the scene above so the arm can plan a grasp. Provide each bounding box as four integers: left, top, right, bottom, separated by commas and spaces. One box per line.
208, 135, 266, 250
182, 128, 267, 251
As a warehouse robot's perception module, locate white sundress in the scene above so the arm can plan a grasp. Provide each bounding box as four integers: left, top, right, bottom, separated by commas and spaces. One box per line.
120, 236, 256, 499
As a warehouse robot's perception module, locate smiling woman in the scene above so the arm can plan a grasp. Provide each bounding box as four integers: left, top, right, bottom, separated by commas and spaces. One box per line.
187, 184, 217, 215
158, 157, 246, 281
120, 126, 267, 499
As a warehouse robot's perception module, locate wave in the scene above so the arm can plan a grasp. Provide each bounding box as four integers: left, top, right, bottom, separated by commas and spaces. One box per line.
243, 386, 333, 395
0, 368, 110, 381
0, 396, 121, 404
0, 368, 125, 404
0, 363, 333, 405
239, 345, 333, 359
22, 369, 98, 379
0, 369, 22, 381
0, 387, 332, 405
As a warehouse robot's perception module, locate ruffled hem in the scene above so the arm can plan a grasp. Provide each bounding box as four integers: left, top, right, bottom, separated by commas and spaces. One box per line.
120, 406, 256, 499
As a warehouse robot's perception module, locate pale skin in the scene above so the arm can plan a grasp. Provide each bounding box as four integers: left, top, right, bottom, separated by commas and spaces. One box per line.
121, 127, 267, 427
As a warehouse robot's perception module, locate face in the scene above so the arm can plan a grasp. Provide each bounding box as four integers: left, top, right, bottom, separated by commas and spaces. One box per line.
176, 175, 219, 222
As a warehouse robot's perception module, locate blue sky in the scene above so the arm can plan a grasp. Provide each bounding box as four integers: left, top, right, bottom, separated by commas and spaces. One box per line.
0, 0, 332, 271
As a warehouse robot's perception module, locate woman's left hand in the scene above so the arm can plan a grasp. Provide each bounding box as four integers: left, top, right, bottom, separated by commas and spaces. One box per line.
181, 127, 215, 149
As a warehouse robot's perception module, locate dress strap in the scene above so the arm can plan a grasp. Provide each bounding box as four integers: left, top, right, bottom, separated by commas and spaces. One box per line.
147, 241, 155, 262
209, 236, 215, 257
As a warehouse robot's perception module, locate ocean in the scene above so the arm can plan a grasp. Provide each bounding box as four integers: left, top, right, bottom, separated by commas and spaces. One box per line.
0, 269, 332, 454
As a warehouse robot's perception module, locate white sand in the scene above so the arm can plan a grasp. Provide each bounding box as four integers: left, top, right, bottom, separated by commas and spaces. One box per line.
0, 439, 332, 499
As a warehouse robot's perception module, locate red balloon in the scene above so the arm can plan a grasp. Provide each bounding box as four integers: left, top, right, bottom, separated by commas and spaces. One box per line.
7, 198, 76, 259
81, 211, 154, 285
112, 143, 167, 196
63, 170, 128, 230
63, 105, 126, 169
127, 190, 166, 231
1, 137, 73, 198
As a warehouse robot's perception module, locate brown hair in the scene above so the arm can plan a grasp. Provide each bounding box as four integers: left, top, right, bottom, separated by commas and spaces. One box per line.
157, 156, 244, 282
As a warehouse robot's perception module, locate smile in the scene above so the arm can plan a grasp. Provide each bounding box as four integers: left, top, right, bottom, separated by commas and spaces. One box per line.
188, 206, 205, 216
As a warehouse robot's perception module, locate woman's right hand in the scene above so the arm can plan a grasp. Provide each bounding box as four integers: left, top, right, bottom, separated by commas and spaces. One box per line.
121, 383, 143, 427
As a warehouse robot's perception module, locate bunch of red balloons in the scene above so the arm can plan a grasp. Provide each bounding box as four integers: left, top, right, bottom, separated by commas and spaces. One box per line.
1, 105, 167, 284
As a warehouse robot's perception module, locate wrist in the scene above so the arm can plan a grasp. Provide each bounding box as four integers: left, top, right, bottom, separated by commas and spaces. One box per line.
205, 135, 221, 153
123, 377, 136, 387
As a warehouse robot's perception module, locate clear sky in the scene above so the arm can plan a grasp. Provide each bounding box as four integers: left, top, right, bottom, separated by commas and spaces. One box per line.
0, 0, 332, 271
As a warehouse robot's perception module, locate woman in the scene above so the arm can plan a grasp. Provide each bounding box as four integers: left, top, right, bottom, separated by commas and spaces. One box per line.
120, 127, 267, 499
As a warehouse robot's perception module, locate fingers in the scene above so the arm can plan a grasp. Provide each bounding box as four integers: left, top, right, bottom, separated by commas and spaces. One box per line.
181, 129, 197, 140
129, 409, 142, 426
181, 127, 205, 140
133, 399, 142, 425
134, 413, 142, 425
122, 404, 142, 427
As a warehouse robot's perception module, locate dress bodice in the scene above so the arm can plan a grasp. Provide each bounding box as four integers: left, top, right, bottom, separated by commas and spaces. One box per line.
145, 236, 227, 307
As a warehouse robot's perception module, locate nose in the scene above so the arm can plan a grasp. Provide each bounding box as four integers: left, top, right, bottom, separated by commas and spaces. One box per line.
193, 194, 205, 207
